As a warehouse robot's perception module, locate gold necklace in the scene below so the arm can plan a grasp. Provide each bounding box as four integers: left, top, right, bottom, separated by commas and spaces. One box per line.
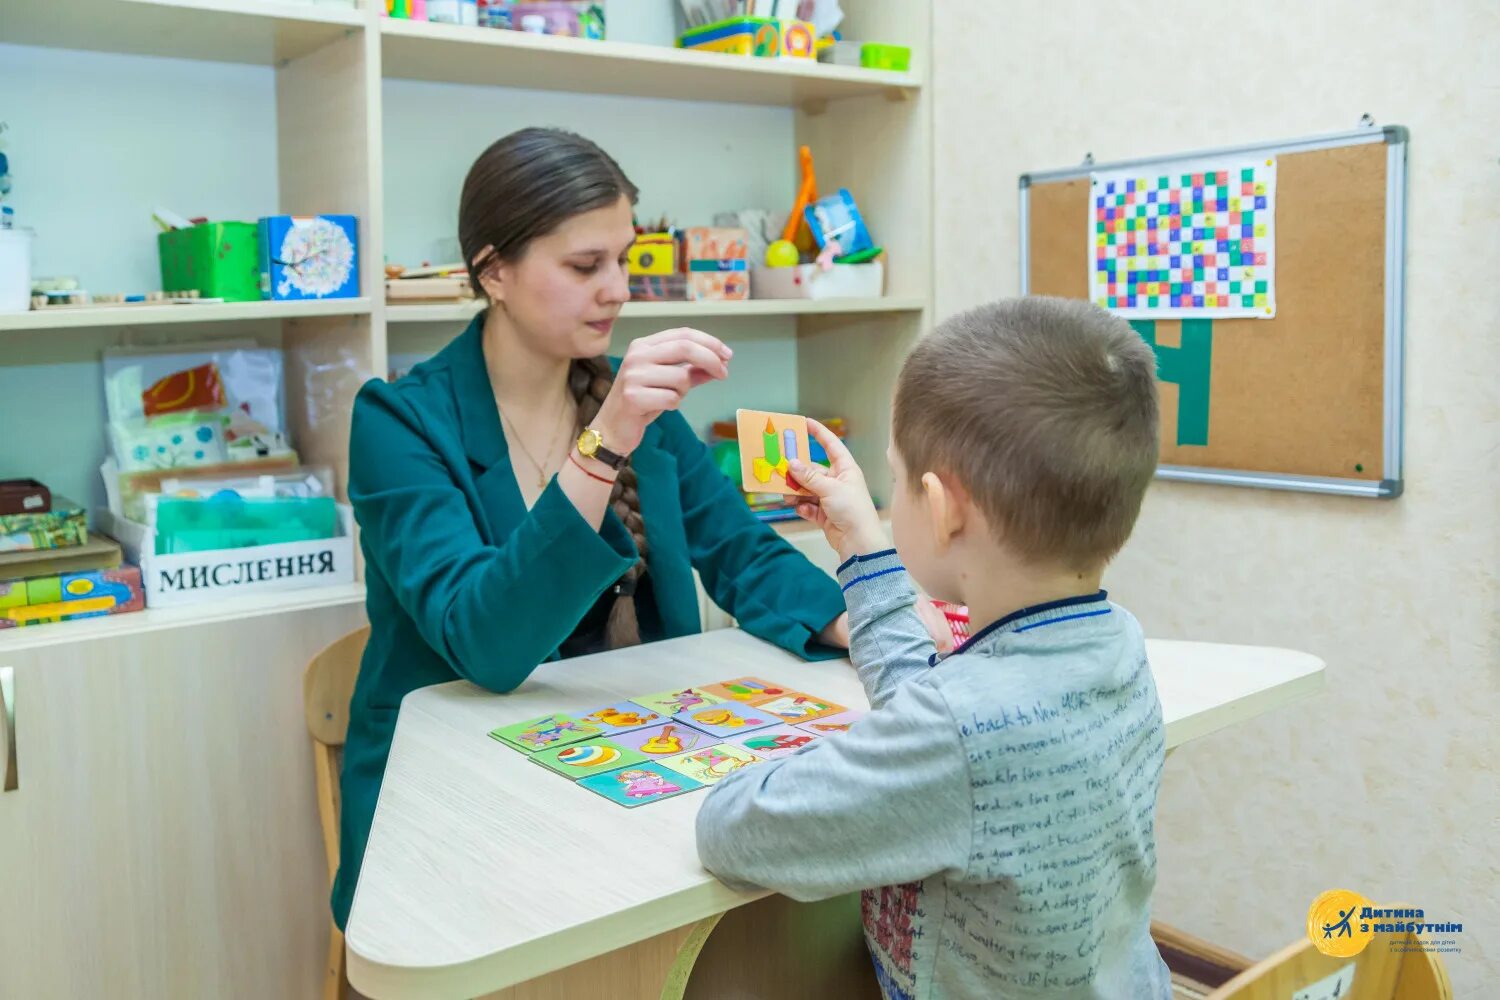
497, 395, 574, 488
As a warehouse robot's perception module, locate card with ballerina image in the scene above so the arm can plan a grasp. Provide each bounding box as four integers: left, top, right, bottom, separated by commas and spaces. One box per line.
574, 700, 664, 736
612, 722, 718, 758
672, 702, 777, 738
577, 762, 704, 808
489, 713, 603, 754
699, 676, 795, 704
657, 743, 763, 785
736, 409, 813, 496
631, 687, 725, 717
724, 724, 821, 761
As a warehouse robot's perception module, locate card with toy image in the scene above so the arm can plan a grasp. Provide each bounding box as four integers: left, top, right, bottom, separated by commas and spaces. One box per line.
754, 693, 848, 724
575, 700, 664, 736
794, 709, 866, 735
658, 743, 763, 785
725, 724, 821, 760
699, 676, 795, 704
577, 762, 704, 808
735, 409, 812, 496
530, 737, 651, 780
672, 702, 778, 738
489, 714, 603, 754
612, 722, 718, 757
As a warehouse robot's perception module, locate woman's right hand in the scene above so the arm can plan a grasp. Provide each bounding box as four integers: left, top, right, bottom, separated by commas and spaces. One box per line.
590, 328, 732, 455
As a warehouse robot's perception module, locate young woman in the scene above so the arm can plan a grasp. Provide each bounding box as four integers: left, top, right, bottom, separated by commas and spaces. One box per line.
331, 128, 858, 928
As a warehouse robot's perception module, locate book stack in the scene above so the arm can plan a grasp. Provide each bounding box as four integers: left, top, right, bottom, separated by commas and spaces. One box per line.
0, 479, 144, 629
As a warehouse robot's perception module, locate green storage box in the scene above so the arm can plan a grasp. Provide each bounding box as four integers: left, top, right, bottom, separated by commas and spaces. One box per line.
157, 222, 262, 302
154, 496, 338, 555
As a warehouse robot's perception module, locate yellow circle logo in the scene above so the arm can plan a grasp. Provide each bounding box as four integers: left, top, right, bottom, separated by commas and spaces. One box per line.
1307, 889, 1373, 957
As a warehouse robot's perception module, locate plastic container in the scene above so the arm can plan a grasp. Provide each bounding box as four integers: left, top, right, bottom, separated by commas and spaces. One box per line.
0, 228, 34, 313
751, 260, 885, 300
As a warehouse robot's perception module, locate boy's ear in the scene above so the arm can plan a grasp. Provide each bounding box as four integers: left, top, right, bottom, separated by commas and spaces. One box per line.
921, 471, 966, 552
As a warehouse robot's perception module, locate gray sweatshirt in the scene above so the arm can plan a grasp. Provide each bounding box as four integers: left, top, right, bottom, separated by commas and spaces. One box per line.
695, 549, 1173, 1000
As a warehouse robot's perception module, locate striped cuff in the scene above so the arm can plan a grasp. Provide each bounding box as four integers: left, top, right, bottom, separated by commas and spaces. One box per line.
836, 549, 903, 592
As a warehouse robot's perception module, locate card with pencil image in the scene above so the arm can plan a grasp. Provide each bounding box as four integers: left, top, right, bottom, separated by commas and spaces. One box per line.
736, 409, 812, 496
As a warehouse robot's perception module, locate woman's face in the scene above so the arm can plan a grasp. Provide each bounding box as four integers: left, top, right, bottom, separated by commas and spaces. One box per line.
484, 194, 636, 359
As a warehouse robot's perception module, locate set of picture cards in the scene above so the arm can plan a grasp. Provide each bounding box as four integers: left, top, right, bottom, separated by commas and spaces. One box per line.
488, 677, 862, 808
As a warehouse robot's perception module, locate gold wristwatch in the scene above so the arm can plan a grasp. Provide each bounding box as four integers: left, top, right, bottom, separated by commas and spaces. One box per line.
577, 427, 628, 471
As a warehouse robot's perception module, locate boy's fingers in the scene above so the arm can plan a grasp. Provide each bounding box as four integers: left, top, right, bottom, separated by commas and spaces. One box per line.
806, 418, 857, 469
787, 459, 833, 497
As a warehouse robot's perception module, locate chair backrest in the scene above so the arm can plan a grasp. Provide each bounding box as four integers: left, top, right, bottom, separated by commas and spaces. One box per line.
303, 625, 370, 884
1208, 931, 1452, 1000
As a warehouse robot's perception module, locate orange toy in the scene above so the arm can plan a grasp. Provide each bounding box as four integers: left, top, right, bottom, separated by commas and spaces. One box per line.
781, 145, 820, 253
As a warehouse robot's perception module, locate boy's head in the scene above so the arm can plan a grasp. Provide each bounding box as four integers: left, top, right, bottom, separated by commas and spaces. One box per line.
888, 296, 1160, 599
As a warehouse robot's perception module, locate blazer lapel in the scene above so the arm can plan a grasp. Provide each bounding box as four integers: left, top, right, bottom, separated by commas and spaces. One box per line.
443, 315, 527, 539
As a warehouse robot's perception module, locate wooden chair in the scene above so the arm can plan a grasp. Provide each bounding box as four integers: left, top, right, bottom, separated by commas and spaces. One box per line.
303, 626, 371, 1000
1206, 930, 1452, 1000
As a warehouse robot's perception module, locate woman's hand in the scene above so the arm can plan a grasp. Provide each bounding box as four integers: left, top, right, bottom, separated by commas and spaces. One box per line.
787, 418, 886, 564
590, 328, 731, 455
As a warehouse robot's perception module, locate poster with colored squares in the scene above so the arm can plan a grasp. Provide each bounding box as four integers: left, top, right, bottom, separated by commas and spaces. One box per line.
489, 678, 857, 807
1090, 156, 1277, 319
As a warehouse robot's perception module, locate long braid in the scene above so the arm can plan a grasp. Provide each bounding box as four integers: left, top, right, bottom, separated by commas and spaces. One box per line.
569, 356, 648, 648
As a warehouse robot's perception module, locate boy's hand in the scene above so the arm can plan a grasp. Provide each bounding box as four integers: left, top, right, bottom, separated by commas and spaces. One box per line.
787, 419, 886, 563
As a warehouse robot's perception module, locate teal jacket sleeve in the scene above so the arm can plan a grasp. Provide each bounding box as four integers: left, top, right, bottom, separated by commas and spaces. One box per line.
348, 380, 637, 692
654, 411, 847, 660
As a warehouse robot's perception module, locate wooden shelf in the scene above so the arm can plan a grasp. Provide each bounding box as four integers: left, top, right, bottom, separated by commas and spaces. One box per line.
380, 18, 920, 106
0, 298, 373, 332
386, 296, 925, 325
0, 582, 366, 653
1, 0, 366, 66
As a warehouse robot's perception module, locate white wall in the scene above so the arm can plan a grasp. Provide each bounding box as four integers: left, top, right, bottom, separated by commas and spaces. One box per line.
935, 2, 1500, 995
0, 44, 282, 509
381, 73, 805, 437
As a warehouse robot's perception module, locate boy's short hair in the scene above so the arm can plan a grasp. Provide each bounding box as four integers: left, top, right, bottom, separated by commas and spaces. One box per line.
893, 296, 1160, 570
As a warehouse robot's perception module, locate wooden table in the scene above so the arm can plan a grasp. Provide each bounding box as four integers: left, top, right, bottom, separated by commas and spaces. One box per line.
345, 629, 1324, 1000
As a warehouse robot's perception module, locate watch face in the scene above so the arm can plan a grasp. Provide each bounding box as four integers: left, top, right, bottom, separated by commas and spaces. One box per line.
578, 428, 602, 455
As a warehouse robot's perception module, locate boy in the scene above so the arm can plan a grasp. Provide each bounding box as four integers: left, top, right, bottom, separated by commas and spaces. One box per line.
695, 297, 1173, 999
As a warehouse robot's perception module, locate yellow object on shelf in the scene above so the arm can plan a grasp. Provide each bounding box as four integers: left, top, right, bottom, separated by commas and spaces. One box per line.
678, 17, 816, 60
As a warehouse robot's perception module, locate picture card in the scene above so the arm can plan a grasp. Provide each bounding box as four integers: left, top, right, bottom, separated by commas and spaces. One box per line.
736, 409, 812, 496
578, 762, 704, 807
575, 700, 664, 736
754, 693, 848, 724
489, 714, 603, 754
725, 724, 820, 760
672, 702, 778, 738
530, 737, 650, 780
658, 743, 763, 785
700, 676, 795, 704
794, 709, 867, 735
632, 687, 725, 717
612, 721, 718, 757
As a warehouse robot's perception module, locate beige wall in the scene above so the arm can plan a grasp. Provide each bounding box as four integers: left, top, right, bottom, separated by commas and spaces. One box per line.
934, 2, 1500, 995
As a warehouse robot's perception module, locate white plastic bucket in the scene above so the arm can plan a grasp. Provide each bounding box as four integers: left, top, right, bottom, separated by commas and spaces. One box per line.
0, 228, 33, 313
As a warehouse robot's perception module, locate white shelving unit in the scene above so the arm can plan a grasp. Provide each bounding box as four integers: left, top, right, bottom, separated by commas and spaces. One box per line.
0, 4, 931, 994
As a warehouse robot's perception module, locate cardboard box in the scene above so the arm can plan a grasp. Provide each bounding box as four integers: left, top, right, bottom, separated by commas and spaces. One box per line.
257, 215, 360, 301
679, 17, 815, 59
0, 564, 145, 629
101, 506, 355, 608
157, 222, 262, 302
685, 226, 749, 301
0, 497, 88, 552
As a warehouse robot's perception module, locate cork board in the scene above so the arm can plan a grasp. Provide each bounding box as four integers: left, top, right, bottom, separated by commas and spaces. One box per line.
1021, 131, 1406, 497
